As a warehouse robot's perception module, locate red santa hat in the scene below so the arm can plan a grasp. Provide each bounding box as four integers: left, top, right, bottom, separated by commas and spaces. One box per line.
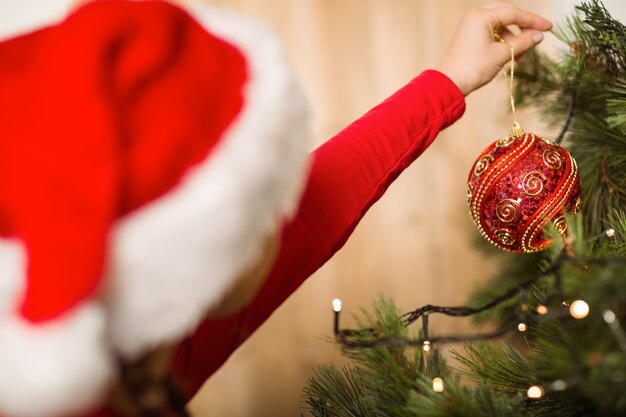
0, 1, 310, 416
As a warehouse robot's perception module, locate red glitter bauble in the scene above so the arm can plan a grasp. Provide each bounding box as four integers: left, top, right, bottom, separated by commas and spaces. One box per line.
467, 132, 581, 253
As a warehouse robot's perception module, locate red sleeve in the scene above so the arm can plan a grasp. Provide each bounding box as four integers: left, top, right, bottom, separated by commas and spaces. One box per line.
171, 69, 466, 397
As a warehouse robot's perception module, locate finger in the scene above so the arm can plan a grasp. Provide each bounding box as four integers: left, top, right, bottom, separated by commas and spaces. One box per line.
488, 7, 552, 31
493, 27, 540, 63
490, 30, 541, 67
499, 26, 517, 43
507, 29, 545, 55
501, 27, 541, 46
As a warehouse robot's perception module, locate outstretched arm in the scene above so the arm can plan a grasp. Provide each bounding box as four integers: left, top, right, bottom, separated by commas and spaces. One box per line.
172, 69, 465, 396
170, 2, 552, 399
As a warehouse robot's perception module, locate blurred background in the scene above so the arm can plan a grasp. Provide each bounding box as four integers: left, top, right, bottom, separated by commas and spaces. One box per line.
0, 0, 624, 416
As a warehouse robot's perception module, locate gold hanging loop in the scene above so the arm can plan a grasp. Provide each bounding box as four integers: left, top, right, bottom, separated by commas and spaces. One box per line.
494, 25, 524, 138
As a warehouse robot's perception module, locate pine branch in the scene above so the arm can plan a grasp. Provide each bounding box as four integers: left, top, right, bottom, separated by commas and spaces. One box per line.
575, 0, 626, 74
515, 0, 626, 236
605, 209, 626, 255
303, 365, 376, 417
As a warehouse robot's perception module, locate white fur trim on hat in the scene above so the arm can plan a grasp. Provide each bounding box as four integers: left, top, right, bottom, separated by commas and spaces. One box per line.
106, 6, 311, 359
0, 238, 114, 417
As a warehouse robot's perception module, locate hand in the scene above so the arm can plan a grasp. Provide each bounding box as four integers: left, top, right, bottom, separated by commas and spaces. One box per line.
436, 2, 552, 96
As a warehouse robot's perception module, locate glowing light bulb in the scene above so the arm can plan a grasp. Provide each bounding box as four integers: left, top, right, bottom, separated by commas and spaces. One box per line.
603, 309, 616, 324
432, 377, 444, 392
536, 305, 549, 315
606, 228, 616, 237
527, 385, 544, 399
518, 322, 527, 332
422, 341, 431, 352
569, 300, 589, 319
332, 298, 342, 312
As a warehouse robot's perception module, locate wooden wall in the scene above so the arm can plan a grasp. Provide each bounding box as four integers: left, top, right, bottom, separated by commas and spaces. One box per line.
184, 0, 557, 416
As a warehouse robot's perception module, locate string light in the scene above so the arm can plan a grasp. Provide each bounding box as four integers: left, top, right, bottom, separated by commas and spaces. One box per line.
432, 377, 444, 392
551, 379, 567, 391
602, 309, 626, 353
324, 243, 624, 417
569, 300, 590, 319
606, 228, 616, 237
331, 233, 626, 351
527, 385, 545, 399
332, 299, 342, 336
603, 309, 616, 324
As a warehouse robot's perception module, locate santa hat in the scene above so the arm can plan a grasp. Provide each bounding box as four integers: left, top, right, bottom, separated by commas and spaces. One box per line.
0, 1, 310, 416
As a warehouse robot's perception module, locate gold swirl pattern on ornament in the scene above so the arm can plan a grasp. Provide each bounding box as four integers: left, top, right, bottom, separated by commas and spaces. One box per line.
466, 183, 474, 206
474, 154, 495, 176
553, 214, 568, 236
495, 136, 516, 147
542, 149, 562, 170
522, 157, 576, 252
521, 154, 578, 253
522, 171, 547, 196
472, 137, 531, 246
493, 229, 515, 246
471, 133, 536, 251
472, 134, 533, 220
495, 199, 520, 223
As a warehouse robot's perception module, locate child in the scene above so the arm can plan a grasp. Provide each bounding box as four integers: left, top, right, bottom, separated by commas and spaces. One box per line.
0, 1, 550, 416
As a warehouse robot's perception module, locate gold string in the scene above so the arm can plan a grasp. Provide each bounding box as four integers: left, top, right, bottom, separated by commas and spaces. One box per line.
494, 25, 524, 138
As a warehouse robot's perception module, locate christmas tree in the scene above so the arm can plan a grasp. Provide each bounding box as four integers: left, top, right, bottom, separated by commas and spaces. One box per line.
302, 1, 626, 416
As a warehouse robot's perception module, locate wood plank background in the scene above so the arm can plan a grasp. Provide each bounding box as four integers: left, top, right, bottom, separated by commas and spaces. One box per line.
184, 1, 558, 416
1, 1, 622, 416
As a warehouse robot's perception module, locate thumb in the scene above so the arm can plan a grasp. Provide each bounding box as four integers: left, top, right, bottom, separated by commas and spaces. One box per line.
508, 29, 545, 56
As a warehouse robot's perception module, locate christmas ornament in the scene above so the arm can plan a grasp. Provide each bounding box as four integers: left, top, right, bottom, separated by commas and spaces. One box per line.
467, 26, 581, 253
467, 132, 581, 252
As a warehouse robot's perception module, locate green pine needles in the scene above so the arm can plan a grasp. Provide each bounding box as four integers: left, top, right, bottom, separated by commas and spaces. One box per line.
516, 0, 626, 235
302, 2, 626, 416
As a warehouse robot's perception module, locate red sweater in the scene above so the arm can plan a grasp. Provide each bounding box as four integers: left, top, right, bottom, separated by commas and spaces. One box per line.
0, 1, 465, 415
